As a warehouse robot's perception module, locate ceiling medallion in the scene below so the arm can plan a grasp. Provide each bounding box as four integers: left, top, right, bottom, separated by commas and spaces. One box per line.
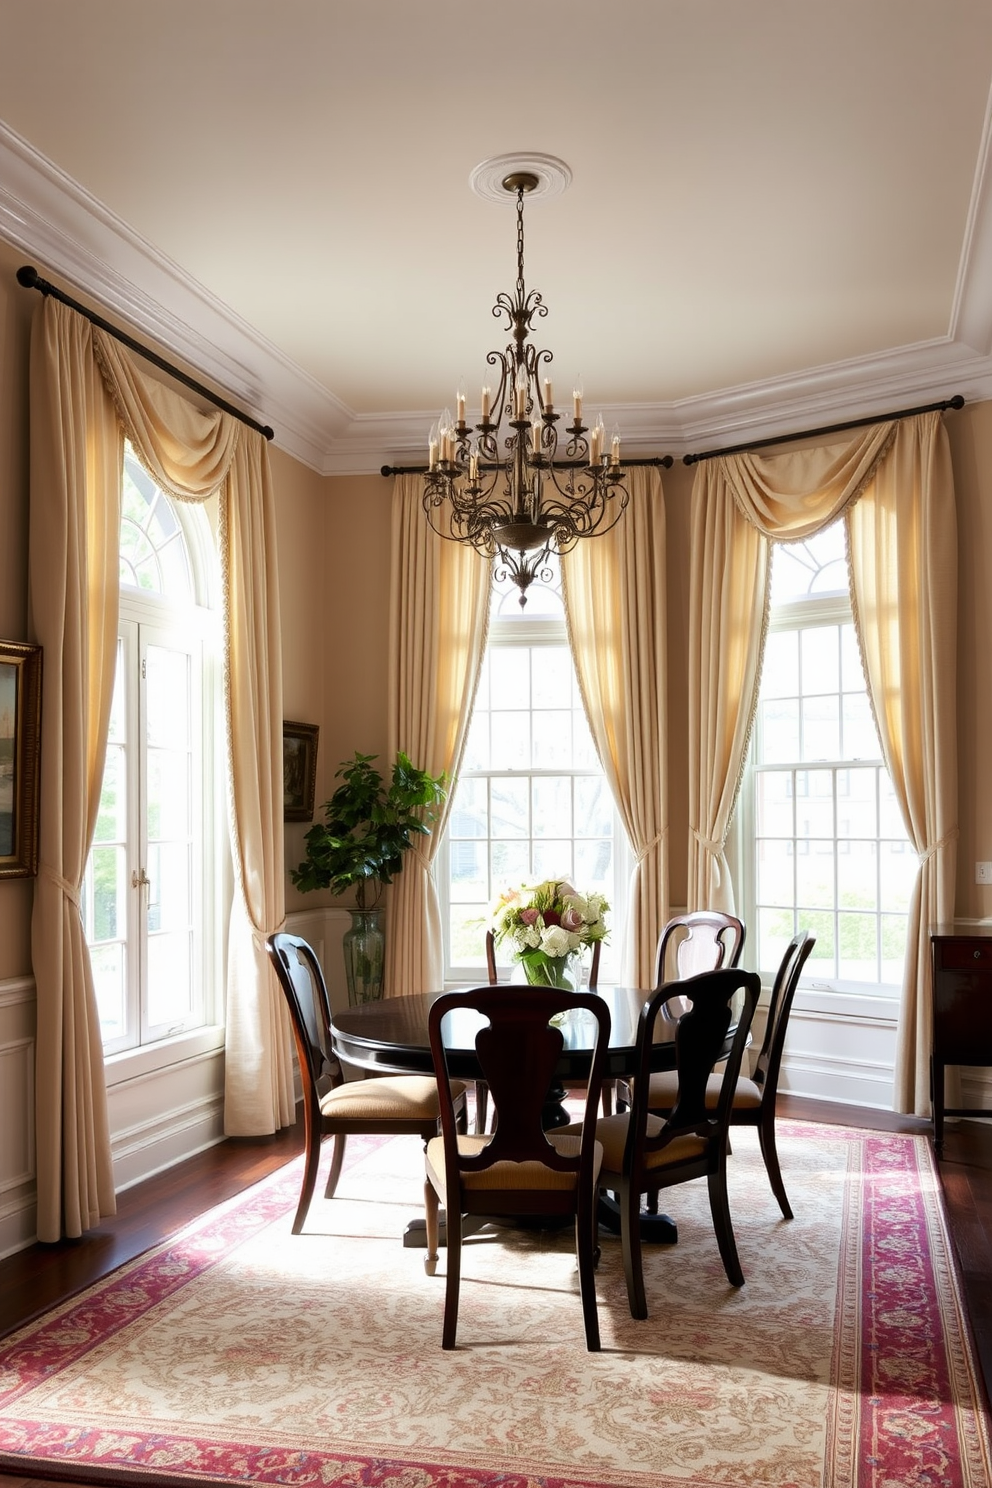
422, 156, 627, 606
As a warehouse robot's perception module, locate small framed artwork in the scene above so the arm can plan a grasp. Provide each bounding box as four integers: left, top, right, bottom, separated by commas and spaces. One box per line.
283, 721, 319, 822
0, 641, 42, 879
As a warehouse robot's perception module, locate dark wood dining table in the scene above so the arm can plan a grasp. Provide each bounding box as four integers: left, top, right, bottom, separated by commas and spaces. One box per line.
330, 984, 740, 1249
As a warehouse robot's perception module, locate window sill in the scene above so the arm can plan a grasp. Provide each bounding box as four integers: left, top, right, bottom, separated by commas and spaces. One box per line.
104, 1025, 225, 1087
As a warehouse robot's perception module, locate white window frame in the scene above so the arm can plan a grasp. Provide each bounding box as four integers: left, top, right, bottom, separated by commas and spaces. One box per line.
86, 482, 227, 1081
736, 588, 912, 1004
438, 610, 631, 987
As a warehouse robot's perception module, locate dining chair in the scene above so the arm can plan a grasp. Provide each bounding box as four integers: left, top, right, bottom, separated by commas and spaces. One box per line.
567, 966, 760, 1319
643, 930, 815, 1220
614, 910, 746, 1115
655, 909, 746, 987
477, 930, 608, 1132
267, 931, 467, 1234
424, 984, 611, 1351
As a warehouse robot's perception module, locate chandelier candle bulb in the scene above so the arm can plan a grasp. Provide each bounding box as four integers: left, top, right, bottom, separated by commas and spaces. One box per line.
543, 378, 553, 411
532, 421, 542, 454
481, 385, 491, 420
456, 392, 466, 425
611, 426, 621, 467
573, 379, 583, 421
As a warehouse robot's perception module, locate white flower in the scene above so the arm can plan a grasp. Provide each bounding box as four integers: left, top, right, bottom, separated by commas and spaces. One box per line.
541, 924, 573, 958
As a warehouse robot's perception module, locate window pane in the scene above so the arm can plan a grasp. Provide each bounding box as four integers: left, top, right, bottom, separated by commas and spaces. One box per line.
575, 777, 614, 837
837, 768, 876, 838
147, 929, 193, 1028
838, 912, 878, 980
532, 709, 572, 767
532, 776, 572, 837
842, 692, 878, 760
801, 694, 839, 760
838, 840, 877, 911
449, 777, 487, 837
759, 698, 800, 763
491, 712, 529, 770
761, 630, 799, 699
801, 627, 839, 696
449, 840, 487, 903
756, 838, 794, 906
795, 770, 833, 837
90, 942, 127, 1043
491, 777, 528, 837
756, 770, 794, 836
796, 841, 835, 909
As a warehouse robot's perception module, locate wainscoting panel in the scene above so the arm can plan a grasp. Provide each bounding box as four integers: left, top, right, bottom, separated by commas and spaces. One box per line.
0, 977, 35, 1258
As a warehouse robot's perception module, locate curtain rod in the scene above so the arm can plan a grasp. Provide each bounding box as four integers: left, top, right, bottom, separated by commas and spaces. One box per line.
16, 264, 275, 441
381, 454, 674, 476
682, 394, 965, 465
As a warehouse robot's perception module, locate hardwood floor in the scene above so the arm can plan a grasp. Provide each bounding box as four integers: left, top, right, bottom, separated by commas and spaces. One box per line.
0, 1096, 988, 1488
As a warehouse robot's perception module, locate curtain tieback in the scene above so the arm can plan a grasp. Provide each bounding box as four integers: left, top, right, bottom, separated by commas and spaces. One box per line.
40, 862, 82, 908
919, 827, 959, 865
691, 827, 725, 856
635, 829, 667, 864
252, 917, 287, 952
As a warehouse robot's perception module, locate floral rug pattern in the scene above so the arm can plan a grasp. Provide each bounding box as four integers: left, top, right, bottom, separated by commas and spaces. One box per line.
0, 1123, 989, 1488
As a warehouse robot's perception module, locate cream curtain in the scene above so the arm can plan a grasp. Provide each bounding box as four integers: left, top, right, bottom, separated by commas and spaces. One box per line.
384, 474, 491, 996
561, 466, 668, 987
687, 413, 957, 1115
29, 299, 292, 1237
28, 299, 122, 1241
846, 415, 957, 1113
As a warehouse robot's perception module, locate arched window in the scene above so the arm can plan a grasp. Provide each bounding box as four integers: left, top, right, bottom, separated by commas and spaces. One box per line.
83, 445, 224, 1056
439, 560, 628, 984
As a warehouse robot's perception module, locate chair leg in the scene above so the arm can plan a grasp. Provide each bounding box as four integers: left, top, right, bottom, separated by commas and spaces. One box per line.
293, 1127, 325, 1234
575, 1195, 602, 1350
442, 1206, 463, 1350
757, 1114, 793, 1220
619, 1180, 649, 1320
322, 1134, 346, 1200
707, 1164, 745, 1287
424, 1180, 440, 1277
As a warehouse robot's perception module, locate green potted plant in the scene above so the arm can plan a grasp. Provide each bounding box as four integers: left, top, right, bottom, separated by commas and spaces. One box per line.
291, 751, 447, 1005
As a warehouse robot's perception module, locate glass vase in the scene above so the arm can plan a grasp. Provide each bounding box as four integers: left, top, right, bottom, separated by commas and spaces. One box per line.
342, 908, 386, 1006
519, 950, 581, 992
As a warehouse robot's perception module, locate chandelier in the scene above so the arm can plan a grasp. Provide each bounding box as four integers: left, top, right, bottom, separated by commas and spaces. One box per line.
423, 168, 628, 605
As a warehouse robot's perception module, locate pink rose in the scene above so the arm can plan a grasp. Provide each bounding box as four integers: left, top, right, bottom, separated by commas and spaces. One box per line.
561, 906, 584, 932
519, 908, 539, 925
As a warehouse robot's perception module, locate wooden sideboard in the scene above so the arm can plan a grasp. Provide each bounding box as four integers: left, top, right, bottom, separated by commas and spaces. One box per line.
930, 924, 992, 1154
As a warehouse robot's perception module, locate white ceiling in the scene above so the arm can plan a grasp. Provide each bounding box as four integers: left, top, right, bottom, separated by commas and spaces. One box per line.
1, 0, 991, 473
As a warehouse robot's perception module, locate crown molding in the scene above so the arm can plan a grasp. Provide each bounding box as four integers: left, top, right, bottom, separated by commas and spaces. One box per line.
3, 116, 992, 479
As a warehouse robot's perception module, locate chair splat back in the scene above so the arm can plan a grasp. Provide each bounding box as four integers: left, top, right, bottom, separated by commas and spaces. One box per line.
655, 910, 745, 987
752, 931, 814, 1095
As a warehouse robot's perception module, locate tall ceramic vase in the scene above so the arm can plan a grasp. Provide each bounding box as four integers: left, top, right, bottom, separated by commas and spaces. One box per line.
342, 908, 385, 1006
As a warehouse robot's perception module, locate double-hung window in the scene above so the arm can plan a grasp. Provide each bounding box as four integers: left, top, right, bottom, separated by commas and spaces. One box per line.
740, 520, 914, 995
439, 564, 627, 985
83, 446, 224, 1057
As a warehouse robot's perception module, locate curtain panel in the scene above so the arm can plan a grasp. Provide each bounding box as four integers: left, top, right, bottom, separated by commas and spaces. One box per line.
28, 299, 291, 1237
687, 412, 957, 1116
562, 466, 669, 987
384, 474, 491, 996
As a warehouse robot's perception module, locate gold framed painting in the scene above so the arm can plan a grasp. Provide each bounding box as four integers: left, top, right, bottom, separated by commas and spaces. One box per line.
283, 721, 319, 822
0, 641, 42, 879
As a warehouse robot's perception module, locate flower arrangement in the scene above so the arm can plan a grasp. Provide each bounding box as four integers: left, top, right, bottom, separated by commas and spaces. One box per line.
489, 878, 610, 988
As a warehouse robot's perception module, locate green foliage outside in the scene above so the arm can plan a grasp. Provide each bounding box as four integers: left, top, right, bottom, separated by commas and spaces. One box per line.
291, 751, 447, 909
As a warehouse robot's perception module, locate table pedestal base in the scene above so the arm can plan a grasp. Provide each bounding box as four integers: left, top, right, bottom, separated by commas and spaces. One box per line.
402, 1198, 678, 1248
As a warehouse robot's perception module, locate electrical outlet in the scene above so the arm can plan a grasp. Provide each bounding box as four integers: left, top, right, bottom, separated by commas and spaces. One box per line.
977, 862, 992, 884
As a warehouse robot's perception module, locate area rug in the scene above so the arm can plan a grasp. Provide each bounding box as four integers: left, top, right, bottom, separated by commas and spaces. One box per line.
0, 1122, 989, 1488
